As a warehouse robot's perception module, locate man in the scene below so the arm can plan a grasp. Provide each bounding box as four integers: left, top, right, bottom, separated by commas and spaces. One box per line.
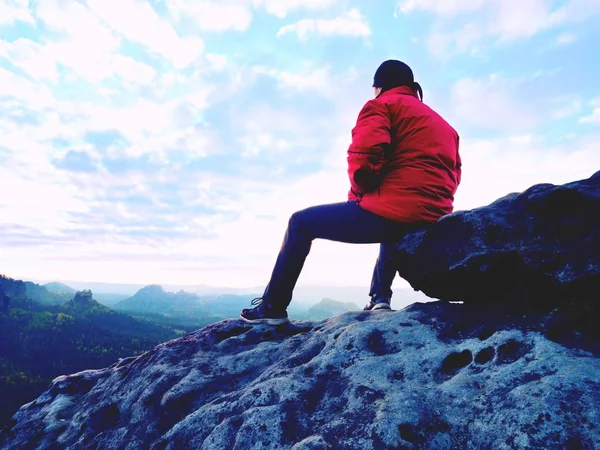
240, 60, 462, 325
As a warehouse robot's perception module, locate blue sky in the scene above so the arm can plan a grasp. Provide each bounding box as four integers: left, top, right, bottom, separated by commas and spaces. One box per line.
1, 0, 599, 291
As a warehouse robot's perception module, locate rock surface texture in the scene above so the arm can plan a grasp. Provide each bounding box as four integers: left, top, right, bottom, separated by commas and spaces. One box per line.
395, 170, 600, 305
1, 306, 599, 450
1, 172, 599, 450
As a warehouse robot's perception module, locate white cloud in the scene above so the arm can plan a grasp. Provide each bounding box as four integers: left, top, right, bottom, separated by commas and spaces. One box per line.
551, 99, 582, 120
109, 54, 157, 84
454, 133, 600, 212
277, 9, 371, 40
0, 0, 34, 25
400, 0, 600, 57
251, 64, 359, 98
492, 0, 562, 41
71, 98, 212, 158
86, 0, 204, 68
278, 66, 332, 92
253, 0, 338, 18
554, 32, 577, 46
0, 38, 59, 82
0, 66, 56, 108
551, 0, 600, 23
235, 102, 317, 159
0, 3, 159, 85
426, 22, 483, 57
166, 0, 340, 30
34, 0, 121, 52
32, 0, 125, 82
397, 0, 486, 16
449, 76, 539, 131
0, 169, 90, 232
0, 35, 157, 86
580, 100, 600, 124
166, 0, 253, 31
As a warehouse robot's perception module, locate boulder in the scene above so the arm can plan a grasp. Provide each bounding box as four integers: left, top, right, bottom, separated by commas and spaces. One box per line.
1, 305, 599, 450
395, 170, 600, 305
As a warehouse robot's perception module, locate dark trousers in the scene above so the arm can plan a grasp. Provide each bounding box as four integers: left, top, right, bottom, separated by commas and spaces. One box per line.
262, 201, 423, 310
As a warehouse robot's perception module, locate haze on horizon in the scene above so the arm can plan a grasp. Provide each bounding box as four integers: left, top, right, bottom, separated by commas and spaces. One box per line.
1, 0, 599, 290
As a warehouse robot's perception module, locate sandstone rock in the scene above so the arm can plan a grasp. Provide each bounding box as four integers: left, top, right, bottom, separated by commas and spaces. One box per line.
394, 170, 600, 305
1, 302, 599, 450
72, 290, 93, 305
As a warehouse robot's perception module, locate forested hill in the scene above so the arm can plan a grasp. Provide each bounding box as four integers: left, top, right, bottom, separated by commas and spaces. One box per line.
0, 275, 190, 431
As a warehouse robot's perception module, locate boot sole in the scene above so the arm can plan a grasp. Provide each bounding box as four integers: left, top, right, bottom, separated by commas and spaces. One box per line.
371, 303, 391, 311
240, 315, 290, 325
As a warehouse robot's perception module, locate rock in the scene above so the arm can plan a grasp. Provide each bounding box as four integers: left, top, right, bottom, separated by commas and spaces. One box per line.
394, 171, 600, 305
72, 290, 94, 305
1, 302, 599, 450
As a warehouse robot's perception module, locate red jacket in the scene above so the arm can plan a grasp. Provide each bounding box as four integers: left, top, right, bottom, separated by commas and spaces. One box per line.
347, 86, 461, 223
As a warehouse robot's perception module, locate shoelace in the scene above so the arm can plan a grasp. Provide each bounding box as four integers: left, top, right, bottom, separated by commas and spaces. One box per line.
250, 297, 263, 306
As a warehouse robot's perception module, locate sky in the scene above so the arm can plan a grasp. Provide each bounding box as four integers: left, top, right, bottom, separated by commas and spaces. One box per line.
1, 0, 600, 293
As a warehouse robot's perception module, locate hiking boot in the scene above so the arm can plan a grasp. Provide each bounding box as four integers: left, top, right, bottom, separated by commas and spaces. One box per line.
240, 297, 290, 325
363, 297, 392, 311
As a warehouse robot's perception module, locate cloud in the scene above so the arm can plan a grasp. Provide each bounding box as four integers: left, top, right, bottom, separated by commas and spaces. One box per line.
53, 150, 99, 173
580, 100, 600, 124
454, 132, 600, 212
0, 0, 34, 25
34, 0, 122, 81
277, 9, 371, 40
86, 0, 204, 68
399, 0, 600, 57
397, 0, 486, 16
166, 0, 253, 31
21, 1, 154, 84
165, 0, 340, 31
0, 2, 192, 84
277, 66, 334, 94
0, 35, 157, 86
250, 64, 359, 99
253, 0, 339, 18
449, 75, 539, 132
551, 99, 582, 120
555, 32, 577, 46
0, 38, 59, 82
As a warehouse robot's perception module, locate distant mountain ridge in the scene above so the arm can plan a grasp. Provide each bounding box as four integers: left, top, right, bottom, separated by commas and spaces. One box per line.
302, 298, 362, 320
115, 285, 204, 314
114, 285, 260, 327
23, 281, 72, 305
43, 282, 76, 294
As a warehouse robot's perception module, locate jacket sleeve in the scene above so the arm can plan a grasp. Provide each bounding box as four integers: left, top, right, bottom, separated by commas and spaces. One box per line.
455, 133, 462, 186
347, 100, 391, 200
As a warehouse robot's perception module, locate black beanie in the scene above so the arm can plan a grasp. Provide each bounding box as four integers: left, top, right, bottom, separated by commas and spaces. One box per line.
373, 60, 423, 101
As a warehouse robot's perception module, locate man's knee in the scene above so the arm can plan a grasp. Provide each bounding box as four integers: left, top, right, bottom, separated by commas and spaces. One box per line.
288, 209, 306, 231
288, 207, 317, 237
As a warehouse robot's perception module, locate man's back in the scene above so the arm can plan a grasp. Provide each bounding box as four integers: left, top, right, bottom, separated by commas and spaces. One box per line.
352, 85, 462, 223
